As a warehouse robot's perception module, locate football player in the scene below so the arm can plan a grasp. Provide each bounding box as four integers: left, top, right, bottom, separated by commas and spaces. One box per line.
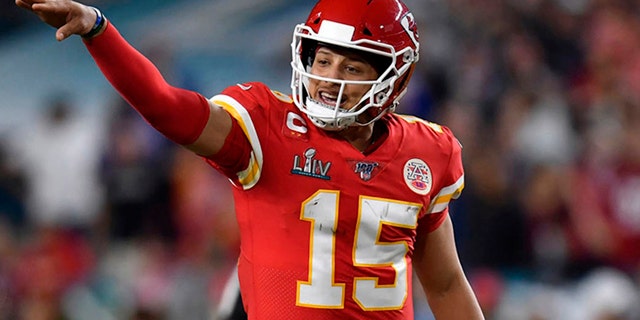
17, 0, 484, 319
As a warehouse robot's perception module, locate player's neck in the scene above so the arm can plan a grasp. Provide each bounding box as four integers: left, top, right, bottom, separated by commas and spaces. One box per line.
338, 122, 384, 153
336, 124, 372, 152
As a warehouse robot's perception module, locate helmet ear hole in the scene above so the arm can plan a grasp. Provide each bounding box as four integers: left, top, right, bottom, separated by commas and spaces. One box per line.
301, 39, 319, 68
353, 51, 391, 78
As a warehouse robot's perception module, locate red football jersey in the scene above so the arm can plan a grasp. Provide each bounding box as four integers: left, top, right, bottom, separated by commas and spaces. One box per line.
206, 82, 464, 320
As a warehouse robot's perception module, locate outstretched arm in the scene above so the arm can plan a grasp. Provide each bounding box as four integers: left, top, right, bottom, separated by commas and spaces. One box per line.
16, 0, 233, 156
413, 215, 485, 319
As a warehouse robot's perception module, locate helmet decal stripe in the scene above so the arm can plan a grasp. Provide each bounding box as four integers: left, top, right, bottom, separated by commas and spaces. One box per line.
318, 20, 355, 42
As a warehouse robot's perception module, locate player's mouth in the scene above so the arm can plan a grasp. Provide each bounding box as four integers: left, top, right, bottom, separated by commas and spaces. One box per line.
317, 90, 347, 108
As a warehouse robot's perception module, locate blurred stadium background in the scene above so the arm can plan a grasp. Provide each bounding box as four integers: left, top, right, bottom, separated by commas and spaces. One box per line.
1, 0, 640, 319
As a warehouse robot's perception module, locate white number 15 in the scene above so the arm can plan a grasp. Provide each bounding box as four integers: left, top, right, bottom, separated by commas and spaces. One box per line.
296, 190, 421, 311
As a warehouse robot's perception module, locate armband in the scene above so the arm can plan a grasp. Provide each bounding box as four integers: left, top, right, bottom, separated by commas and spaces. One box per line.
82, 7, 107, 39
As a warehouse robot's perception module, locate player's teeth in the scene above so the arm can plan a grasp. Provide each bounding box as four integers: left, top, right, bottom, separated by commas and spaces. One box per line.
321, 93, 339, 103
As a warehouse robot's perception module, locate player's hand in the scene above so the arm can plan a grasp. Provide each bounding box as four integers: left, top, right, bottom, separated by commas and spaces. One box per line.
15, 0, 97, 41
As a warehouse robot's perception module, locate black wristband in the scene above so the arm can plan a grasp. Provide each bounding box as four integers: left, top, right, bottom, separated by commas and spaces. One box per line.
82, 7, 107, 39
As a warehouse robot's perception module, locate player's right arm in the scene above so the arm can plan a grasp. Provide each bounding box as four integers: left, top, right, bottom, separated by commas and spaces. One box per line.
15, 0, 233, 157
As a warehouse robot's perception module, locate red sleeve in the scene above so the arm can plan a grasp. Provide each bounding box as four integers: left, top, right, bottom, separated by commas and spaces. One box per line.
204, 117, 252, 184
417, 210, 449, 234
83, 23, 210, 145
420, 126, 464, 233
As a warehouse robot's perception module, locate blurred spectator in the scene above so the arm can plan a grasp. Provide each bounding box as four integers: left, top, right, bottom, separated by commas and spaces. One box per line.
574, 267, 640, 320
0, 138, 26, 233
170, 147, 238, 265
568, 102, 640, 278
4, 92, 105, 319
460, 146, 531, 272
10, 92, 105, 234
0, 219, 19, 319
168, 148, 239, 319
13, 227, 95, 320
519, 164, 576, 283
100, 96, 175, 243
559, 1, 640, 283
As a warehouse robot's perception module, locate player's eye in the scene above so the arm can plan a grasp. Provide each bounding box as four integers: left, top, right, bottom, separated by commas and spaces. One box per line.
345, 65, 361, 74
314, 58, 330, 66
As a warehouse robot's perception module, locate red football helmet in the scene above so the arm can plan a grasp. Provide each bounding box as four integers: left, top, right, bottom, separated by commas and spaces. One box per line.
290, 0, 420, 130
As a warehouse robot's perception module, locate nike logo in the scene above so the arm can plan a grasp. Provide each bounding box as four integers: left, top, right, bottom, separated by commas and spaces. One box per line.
237, 83, 253, 91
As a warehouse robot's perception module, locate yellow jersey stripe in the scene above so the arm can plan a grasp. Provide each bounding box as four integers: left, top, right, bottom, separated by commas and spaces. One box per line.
427, 175, 464, 214
211, 94, 263, 190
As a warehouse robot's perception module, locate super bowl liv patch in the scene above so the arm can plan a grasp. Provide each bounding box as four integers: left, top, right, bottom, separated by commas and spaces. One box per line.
291, 148, 332, 180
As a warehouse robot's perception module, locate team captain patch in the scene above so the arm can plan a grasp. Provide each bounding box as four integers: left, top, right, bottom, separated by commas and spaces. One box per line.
403, 158, 432, 195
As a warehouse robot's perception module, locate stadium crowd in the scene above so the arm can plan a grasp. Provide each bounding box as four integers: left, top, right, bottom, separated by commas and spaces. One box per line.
1, 0, 640, 319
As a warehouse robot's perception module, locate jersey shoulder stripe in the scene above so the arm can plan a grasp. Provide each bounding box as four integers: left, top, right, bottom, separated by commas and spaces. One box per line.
210, 94, 263, 190
427, 174, 464, 214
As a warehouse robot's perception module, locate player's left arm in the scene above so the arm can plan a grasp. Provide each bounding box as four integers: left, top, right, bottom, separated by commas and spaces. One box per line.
413, 214, 484, 319
412, 123, 484, 319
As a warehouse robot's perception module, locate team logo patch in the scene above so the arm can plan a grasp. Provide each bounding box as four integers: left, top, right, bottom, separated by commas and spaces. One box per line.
291, 148, 331, 180
403, 158, 432, 195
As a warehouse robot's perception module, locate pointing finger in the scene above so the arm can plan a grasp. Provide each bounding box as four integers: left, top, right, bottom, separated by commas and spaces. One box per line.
15, 0, 34, 10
